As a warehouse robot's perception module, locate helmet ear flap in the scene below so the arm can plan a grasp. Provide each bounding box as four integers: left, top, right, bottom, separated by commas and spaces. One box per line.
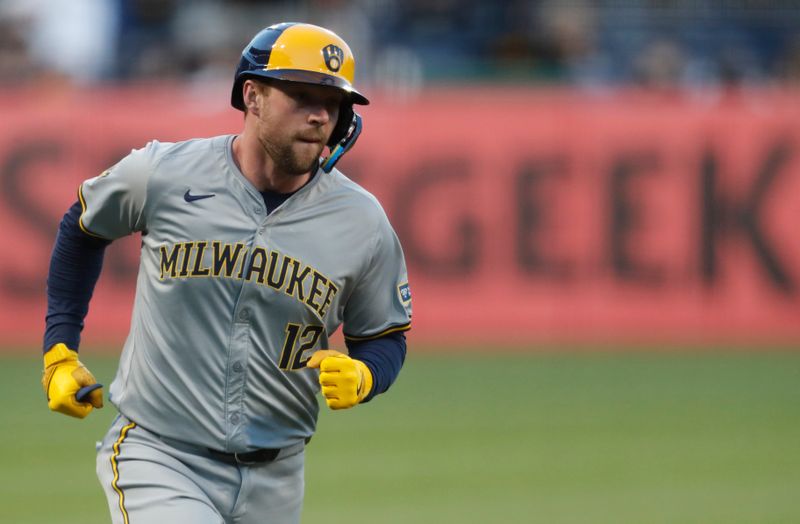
328, 103, 354, 147
321, 106, 362, 173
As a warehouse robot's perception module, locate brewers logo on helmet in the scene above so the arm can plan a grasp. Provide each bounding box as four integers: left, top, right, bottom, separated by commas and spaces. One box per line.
322, 44, 344, 72
231, 22, 369, 110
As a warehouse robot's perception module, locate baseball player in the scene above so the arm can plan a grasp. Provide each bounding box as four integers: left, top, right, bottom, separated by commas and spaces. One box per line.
41, 22, 411, 524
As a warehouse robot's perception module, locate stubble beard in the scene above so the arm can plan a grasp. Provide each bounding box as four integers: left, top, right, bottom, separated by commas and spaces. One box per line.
259, 133, 322, 176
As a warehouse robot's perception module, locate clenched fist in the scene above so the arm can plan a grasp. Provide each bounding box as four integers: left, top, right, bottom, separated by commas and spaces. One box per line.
42, 343, 104, 419
306, 350, 372, 410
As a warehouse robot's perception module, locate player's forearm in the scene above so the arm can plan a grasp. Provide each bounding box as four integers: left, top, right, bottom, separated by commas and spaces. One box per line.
345, 331, 406, 402
44, 201, 111, 352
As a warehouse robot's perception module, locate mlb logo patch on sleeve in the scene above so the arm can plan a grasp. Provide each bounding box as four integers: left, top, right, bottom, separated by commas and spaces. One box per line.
398, 283, 411, 303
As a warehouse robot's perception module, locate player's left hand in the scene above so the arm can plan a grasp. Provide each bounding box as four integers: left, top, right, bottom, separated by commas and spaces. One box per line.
306, 350, 372, 410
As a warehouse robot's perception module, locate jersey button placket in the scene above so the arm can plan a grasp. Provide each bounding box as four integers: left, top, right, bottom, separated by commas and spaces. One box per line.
227, 305, 250, 447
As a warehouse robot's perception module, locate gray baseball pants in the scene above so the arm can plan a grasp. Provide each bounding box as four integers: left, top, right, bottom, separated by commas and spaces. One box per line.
96, 414, 305, 524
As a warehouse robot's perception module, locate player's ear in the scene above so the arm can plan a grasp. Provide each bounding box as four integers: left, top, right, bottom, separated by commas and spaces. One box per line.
243, 80, 261, 117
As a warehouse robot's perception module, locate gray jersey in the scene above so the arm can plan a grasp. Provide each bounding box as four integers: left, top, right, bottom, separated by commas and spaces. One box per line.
79, 134, 412, 451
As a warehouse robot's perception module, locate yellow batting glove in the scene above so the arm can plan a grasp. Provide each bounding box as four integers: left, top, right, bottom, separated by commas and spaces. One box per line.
42, 343, 104, 419
306, 350, 373, 410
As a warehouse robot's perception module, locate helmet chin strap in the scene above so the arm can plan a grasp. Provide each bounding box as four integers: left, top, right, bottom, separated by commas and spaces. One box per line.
321, 112, 362, 173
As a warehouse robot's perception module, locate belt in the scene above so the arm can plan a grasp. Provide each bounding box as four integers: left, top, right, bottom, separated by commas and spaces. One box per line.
206, 438, 309, 466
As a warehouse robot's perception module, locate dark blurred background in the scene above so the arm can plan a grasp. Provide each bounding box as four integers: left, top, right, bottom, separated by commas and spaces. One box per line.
3, 0, 800, 90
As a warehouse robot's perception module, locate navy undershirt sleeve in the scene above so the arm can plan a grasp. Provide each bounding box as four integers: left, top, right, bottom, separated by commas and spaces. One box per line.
43, 201, 111, 352
346, 331, 407, 402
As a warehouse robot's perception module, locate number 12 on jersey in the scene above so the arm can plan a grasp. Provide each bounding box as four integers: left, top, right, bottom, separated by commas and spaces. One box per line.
278, 323, 325, 370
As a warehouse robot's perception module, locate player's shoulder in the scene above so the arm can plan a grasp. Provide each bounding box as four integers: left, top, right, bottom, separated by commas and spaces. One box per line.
133, 135, 229, 169
321, 168, 388, 222
121, 136, 232, 191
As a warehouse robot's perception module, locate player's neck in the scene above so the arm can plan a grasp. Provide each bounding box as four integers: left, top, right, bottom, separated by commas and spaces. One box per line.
231, 134, 311, 193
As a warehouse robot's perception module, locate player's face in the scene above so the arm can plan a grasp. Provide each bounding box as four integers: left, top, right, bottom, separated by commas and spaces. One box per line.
255, 81, 341, 176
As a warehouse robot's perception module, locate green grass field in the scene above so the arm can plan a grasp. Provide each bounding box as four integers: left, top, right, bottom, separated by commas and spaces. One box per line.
1, 350, 798, 523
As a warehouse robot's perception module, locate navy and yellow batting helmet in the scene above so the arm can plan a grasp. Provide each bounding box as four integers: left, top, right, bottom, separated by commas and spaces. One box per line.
231, 22, 369, 110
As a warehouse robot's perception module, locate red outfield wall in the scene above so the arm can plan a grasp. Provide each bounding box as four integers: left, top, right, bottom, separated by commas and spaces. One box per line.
1, 87, 799, 348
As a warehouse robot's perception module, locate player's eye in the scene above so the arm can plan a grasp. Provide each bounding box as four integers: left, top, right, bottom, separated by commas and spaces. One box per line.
290, 91, 309, 104
327, 101, 340, 119
323, 97, 338, 110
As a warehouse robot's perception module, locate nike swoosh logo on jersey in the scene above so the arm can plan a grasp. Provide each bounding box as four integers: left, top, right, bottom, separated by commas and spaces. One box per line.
184, 190, 216, 202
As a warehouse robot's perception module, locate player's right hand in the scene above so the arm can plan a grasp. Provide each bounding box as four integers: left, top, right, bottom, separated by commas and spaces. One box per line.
42, 343, 104, 419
